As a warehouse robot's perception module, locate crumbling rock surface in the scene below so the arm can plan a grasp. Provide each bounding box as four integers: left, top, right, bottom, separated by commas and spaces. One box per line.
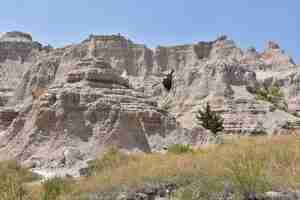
260, 41, 295, 68
82, 34, 153, 76
0, 58, 207, 176
0, 31, 33, 43
143, 37, 297, 134
0, 108, 18, 131
0, 32, 47, 106
0, 31, 299, 175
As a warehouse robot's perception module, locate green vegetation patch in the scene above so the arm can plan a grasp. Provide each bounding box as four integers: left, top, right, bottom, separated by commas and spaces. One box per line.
167, 144, 194, 154
195, 102, 224, 135
256, 85, 287, 110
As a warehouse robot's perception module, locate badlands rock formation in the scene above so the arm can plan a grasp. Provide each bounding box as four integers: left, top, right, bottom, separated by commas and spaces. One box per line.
0, 31, 47, 107
141, 36, 298, 134
0, 57, 183, 176
0, 31, 299, 174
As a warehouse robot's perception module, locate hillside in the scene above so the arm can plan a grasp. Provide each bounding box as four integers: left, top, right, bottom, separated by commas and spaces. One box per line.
2, 135, 300, 200
0, 31, 299, 178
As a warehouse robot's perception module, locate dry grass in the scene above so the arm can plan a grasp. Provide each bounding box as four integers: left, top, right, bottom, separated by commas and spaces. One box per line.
18, 135, 300, 199
0, 160, 40, 200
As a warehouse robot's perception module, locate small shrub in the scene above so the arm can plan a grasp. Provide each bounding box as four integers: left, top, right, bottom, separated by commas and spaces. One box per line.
256, 85, 287, 110
175, 176, 230, 200
168, 144, 194, 154
42, 177, 73, 200
0, 173, 27, 200
224, 146, 271, 198
0, 160, 36, 200
160, 96, 173, 111
195, 102, 224, 135
292, 112, 300, 118
85, 147, 129, 176
0, 160, 39, 181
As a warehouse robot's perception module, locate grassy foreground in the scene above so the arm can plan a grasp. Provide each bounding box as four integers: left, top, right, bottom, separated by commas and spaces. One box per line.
2, 135, 300, 199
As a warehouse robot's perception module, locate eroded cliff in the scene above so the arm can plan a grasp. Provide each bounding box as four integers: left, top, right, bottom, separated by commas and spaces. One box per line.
0, 31, 299, 175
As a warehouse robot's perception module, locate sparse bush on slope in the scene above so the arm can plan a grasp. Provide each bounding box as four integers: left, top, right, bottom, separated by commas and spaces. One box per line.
224, 144, 271, 198
0, 173, 26, 200
0, 160, 39, 200
168, 144, 194, 154
84, 146, 131, 176
256, 85, 287, 110
41, 177, 74, 200
175, 175, 228, 200
159, 96, 173, 112
195, 102, 224, 135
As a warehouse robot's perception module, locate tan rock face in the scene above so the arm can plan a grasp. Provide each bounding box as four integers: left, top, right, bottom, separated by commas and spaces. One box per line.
211, 97, 268, 133
83, 34, 153, 76
66, 58, 130, 87
260, 41, 295, 67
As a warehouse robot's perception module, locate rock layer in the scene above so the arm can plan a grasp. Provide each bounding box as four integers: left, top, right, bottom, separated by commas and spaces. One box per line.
0, 31, 299, 174
0, 58, 184, 176
144, 37, 297, 134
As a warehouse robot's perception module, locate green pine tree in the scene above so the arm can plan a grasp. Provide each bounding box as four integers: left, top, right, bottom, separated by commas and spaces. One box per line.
196, 102, 224, 135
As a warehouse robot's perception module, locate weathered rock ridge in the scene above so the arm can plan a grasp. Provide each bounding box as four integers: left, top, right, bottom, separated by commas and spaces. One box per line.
140, 36, 298, 134
0, 31, 299, 174
0, 57, 182, 176
0, 31, 49, 107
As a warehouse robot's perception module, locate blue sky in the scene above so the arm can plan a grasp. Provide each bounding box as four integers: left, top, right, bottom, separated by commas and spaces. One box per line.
0, 0, 299, 62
